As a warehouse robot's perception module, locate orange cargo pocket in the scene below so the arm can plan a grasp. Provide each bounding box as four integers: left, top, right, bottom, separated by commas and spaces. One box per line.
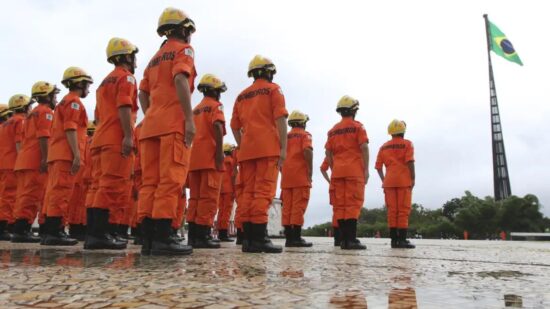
351, 180, 365, 205
263, 158, 279, 182
302, 189, 310, 202
173, 135, 188, 166
207, 171, 222, 190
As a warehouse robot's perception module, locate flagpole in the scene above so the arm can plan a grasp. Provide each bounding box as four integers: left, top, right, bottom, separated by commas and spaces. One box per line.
483, 14, 512, 201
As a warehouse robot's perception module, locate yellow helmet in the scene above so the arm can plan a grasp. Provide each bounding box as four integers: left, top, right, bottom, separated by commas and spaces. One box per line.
8, 94, 32, 110
0, 104, 11, 117
106, 37, 138, 63
388, 119, 407, 135
197, 74, 227, 93
223, 143, 235, 153
31, 81, 59, 98
288, 110, 309, 125
157, 7, 196, 37
336, 95, 359, 111
87, 121, 96, 132
247, 55, 276, 77
61, 67, 93, 88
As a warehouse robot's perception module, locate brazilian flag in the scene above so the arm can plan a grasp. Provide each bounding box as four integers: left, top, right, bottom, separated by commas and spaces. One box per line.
488, 21, 523, 66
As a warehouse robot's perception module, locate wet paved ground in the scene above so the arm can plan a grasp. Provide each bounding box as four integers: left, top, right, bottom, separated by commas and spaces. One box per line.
0, 238, 549, 308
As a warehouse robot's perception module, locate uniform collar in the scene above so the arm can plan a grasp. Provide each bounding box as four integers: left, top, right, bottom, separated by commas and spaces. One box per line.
291, 127, 305, 133
115, 65, 130, 74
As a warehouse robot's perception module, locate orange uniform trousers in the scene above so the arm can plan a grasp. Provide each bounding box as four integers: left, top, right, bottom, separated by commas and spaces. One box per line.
187, 169, 222, 226
14, 170, 47, 224
174, 190, 186, 229
129, 170, 142, 228
328, 184, 338, 228
138, 133, 190, 222
0, 170, 17, 223
44, 160, 78, 219
234, 173, 244, 229
117, 179, 134, 226
217, 192, 234, 230
281, 187, 310, 226
332, 177, 365, 220
384, 187, 412, 228
90, 145, 133, 222
67, 168, 86, 225
240, 157, 279, 224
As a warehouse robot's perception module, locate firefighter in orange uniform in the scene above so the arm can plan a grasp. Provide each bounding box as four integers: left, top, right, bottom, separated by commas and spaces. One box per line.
186, 74, 226, 249
375, 120, 415, 249
233, 149, 245, 245
131, 121, 143, 244
231, 55, 288, 253
216, 143, 236, 242
12, 83, 58, 243
0, 104, 12, 240
137, 7, 196, 256
281, 110, 313, 247
320, 157, 341, 246
325, 95, 369, 250
66, 121, 94, 241
42, 67, 92, 246
0, 95, 32, 241
84, 38, 139, 250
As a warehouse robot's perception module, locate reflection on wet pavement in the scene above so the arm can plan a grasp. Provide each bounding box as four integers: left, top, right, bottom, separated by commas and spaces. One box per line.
0, 238, 549, 308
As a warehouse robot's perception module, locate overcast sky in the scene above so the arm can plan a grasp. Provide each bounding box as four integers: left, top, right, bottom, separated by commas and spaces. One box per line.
1, 0, 548, 226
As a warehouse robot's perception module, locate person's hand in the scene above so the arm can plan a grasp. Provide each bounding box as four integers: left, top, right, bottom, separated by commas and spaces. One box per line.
364, 169, 370, 185
71, 155, 81, 175
184, 120, 195, 147
277, 151, 286, 171
121, 136, 134, 158
215, 152, 224, 172
39, 159, 48, 174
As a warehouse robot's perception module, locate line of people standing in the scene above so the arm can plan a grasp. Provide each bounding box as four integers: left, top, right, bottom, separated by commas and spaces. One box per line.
0, 6, 417, 256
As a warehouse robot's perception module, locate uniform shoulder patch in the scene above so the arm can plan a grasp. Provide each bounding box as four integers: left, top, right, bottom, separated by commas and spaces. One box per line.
217, 104, 224, 111
71, 102, 80, 110
183, 48, 194, 58
126, 75, 136, 84
45, 113, 53, 121
277, 87, 284, 95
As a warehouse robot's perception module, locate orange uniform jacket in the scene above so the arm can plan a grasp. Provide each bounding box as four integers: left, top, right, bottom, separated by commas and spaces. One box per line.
139, 38, 197, 140
281, 127, 312, 189
92, 66, 138, 148
375, 137, 415, 188
48, 92, 88, 162
230, 79, 288, 162
14, 105, 54, 171
325, 118, 369, 179
0, 113, 25, 170
189, 97, 226, 171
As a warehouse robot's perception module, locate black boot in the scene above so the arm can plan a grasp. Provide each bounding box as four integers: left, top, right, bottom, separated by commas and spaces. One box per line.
171, 228, 185, 243
11, 219, 40, 243
192, 225, 220, 249
41, 217, 78, 246
338, 220, 347, 249
140, 217, 154, 255
108, 223, 128, 244
236, 228, 243, 245
39, 223, 46, 244
341, 219, 366, 250
288, 226, 312, 247
84, 208, 126, 250
187, 222, 196, 246
333, 227, 341, 247
247, 223, 282, 253
390, 228, 399, 248
241, 222, 252, 252
396, 228, 415, 249
0, 220, 11, 241
283, 225, 292, 247
68, 224, 86, 241
218, 229, 234, 242
151, 219, 193, 256
133, 224, 143, 245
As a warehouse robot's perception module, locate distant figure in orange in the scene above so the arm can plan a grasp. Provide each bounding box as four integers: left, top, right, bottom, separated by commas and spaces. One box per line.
217, 143, 237, 242
281, 110, 313, 247
375, 119, 415, 249
325, 95, 369, 250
